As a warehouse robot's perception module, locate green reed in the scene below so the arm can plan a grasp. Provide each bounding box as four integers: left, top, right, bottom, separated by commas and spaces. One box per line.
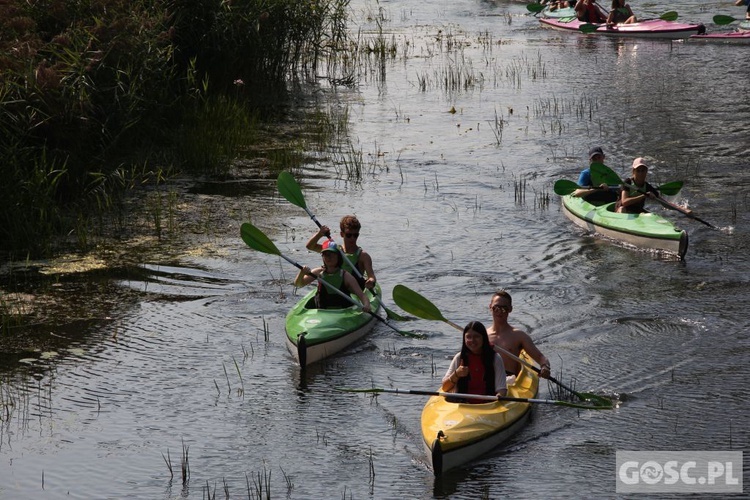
1, 0, 352, 259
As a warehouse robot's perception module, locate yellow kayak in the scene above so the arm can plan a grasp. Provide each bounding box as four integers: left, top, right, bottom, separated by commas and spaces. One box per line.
422, 351, 539, 476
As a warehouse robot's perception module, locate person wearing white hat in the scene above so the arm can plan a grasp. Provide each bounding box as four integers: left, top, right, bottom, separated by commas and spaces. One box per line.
615, 158, 660, 214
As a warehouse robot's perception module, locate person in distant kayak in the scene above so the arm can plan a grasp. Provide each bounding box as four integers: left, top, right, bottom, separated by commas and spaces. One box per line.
541, 0, 572, 11
487, 291, 551, 381
441, 321, 507, 403
295, 240, 371, 312
606, 0, 637, 25
575, 0, 608, 23
306, 215, 377, 291
735, 0, 750, 20
572, 146, 619, 204
615, 158, 661, 213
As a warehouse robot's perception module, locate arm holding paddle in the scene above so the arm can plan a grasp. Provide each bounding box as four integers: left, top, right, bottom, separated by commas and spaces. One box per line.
572, 170, 611, 198
616, 179, 660, 213
305, 225, 330, 252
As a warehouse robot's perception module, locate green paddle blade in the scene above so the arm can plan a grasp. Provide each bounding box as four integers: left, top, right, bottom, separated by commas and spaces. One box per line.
713, 14, 737, 26
660, 11, 679, 22
554, 179, 580, 196
658, 180, 683, 196
579, 23, 599, 33
277, 171, 307, 209
392, 285, 448, 323
383, 303, 412, 322
240, 222, 281, 256
590, 162, 622, 187
526, 3, 545, 13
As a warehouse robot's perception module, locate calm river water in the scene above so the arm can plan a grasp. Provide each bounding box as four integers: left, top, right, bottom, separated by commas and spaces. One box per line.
2, 0, 749, 498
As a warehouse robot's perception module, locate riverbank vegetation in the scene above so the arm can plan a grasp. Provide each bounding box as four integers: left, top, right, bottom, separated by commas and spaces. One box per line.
1, 0, 351, 259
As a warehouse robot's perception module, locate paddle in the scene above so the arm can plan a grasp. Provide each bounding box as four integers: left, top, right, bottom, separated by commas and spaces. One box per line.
579, 11, 679, 33
337, 387, 613, 410
713, 14, 742, 25
553, 179, 683, 197
239, 222, 423, 338
590, 163, 718, 228
276, 172, 409, 322
526, 3, 545, 14
391, 284, 612, 406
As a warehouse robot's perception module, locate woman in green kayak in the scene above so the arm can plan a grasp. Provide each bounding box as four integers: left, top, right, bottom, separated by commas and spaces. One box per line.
294, 240, 371, 312
615, 158, 660, 214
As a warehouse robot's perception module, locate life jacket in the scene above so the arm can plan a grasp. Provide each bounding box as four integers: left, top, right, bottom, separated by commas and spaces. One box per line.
315, 269, 352, 309
580, 3, 602, 23
616, 178, 658, 214
456, 352, 496, 403
610, 6, 630, 23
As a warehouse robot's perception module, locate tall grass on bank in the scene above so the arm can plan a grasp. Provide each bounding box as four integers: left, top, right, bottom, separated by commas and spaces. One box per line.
0, 0, 352, 259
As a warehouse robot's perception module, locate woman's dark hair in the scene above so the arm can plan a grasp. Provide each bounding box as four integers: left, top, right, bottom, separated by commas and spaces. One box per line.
457, 321, 496, 396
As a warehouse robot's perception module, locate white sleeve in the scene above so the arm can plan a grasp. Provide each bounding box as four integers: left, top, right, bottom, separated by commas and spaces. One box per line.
441, 353, 462, 391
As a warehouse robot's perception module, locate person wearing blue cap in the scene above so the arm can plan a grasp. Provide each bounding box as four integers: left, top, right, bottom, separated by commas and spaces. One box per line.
572, 146, 618, 204
295, 240, 371, 312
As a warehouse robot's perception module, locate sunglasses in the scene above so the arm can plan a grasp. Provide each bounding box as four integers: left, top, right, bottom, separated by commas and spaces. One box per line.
345, 233, 360, 238
491, 304, 511, 313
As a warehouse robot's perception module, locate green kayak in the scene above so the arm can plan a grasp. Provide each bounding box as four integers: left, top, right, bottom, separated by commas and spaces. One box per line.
285, 284, 382, 366
562, 195, 688, 259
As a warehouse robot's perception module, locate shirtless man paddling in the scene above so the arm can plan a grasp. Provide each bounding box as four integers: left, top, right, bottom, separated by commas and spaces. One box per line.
487, 290, 551, 379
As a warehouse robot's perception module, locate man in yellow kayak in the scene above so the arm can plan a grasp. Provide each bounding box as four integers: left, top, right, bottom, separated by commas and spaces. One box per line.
487, 291, 551, 380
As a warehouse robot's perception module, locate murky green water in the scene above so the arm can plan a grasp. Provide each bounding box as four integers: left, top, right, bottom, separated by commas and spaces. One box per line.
2, 1, 749, 498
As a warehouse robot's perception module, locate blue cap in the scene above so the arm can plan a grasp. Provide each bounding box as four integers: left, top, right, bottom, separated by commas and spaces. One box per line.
589, 146, 604, 159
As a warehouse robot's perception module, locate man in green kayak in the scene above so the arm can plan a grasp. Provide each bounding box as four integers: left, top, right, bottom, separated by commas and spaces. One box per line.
572, 146, 618, 204
487, 291, 551, 380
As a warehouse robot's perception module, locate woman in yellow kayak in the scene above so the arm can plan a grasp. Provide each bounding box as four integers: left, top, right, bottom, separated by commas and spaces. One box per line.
441, 321, 507, 403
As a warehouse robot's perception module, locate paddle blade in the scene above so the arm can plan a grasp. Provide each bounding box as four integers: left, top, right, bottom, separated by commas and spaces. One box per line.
240, 222, 282, 256
713, 14, 736, 26
277, 171, 307, 209
554, 179, 580, 196
392, 285, 447, 323
658, 180, 683, 196
526, 3, 545, 13
382, 303, 412, 322
660, 11, 678, 22
590, 163, 622, 187
579, 23, 599, 33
